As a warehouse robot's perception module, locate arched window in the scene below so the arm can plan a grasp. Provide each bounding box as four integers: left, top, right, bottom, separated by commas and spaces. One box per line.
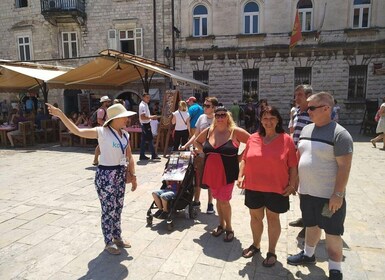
193, 5, 208, 37
353, 0, 371, 28
297, 0, 313, 32
243, 2, 259, 34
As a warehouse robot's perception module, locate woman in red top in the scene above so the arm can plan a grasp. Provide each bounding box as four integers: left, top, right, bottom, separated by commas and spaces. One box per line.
237, 106, 298, 267
195, 107, 249, 242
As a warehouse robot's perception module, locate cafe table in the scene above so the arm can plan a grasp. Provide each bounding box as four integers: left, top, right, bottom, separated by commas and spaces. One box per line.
0, 124, 17, 146
124, 126, 141, 151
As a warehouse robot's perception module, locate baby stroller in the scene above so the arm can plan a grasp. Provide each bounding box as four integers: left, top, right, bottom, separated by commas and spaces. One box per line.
146, 151, 198, 231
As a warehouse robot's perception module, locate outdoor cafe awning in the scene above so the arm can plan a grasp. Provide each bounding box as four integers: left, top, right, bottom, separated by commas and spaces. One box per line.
48, 49, 209, 91
0, 61, 71, 92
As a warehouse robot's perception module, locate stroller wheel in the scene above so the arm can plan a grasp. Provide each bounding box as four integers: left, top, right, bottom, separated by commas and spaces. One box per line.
146, 216, 153, 226
189, 204, 198, 219
167, 221, 174, 231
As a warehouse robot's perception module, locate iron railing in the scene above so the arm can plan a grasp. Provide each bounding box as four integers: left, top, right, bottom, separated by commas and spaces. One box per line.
41, 0, 85, 13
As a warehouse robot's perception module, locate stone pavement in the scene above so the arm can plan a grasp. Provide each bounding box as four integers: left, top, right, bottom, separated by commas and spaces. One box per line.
0, 126, 384, 280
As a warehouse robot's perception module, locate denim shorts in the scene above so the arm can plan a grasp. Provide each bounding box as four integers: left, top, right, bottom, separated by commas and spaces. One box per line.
153, 189, 176, 201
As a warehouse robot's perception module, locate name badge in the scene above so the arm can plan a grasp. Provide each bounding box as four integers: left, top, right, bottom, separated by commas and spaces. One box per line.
120, 158, 127, 166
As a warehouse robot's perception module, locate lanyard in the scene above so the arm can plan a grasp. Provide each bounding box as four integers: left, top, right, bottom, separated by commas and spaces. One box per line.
108, 126, 128, 155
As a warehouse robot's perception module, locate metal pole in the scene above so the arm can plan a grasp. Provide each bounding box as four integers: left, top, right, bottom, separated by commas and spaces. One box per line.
171, 0, 175, 69
153, 0, 157, 60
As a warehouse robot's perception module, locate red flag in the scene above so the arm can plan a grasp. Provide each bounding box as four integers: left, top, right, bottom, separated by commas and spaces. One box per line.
290, 10, 302, 49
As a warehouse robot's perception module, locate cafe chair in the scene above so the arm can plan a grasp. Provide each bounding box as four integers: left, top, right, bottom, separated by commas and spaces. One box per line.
360, 99, 379, 135
41, 119, 55, 143
13, 121, 35, 147
59, 121, 73, 146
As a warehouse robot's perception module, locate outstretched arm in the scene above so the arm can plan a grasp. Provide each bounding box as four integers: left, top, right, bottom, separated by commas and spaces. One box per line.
46, 103, 97, 139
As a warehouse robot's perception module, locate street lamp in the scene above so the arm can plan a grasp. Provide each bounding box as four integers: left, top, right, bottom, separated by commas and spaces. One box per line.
164, 47, 171, 65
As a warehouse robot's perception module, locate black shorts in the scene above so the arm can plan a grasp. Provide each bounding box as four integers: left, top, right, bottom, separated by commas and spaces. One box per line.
300, 194, 346, 236
245, 189, 289, 214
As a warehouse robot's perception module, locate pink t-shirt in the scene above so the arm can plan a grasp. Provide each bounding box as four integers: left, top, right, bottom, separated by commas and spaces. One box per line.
242, 133, 297, 194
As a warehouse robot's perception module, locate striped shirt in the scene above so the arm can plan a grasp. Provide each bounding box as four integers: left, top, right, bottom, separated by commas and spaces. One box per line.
292, 108, 312, 147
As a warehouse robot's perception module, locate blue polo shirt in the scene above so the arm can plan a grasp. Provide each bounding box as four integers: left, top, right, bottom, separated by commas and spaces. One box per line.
188, 103, 203, 129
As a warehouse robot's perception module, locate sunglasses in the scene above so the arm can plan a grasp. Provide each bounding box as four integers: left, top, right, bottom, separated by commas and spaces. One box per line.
215, 113, 227, 119
203, 104, 212, 108
308, 105, 327, 111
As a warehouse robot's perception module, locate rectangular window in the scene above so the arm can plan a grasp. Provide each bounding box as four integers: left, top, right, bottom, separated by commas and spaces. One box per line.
17, 36, 31, 61
16, 0, 28, 8
353, 3, 370, 28
62, 32, 78, 58
193, 70, 209, 103
348, 65, 367, 100
294, 67, 312, 86
242, 69, 259, 102
118, 28, 143, 56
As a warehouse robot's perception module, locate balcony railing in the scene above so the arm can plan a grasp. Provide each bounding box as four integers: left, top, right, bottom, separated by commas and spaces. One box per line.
41, 0, 85, 24
41, 0, 85, 13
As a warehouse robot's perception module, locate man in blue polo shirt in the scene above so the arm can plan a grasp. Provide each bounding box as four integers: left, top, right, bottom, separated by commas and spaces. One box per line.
186, 96, 203, 137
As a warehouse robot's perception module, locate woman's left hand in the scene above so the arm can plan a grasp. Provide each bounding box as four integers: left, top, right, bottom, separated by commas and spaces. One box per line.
131, 180, 137, 191
283, 185, 296, 196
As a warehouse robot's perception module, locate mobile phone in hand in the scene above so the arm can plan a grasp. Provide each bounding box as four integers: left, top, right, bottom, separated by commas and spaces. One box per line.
321, 203, 334, 218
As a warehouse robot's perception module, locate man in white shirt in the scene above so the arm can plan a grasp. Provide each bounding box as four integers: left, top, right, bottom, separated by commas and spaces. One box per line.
139, 92, 160, 160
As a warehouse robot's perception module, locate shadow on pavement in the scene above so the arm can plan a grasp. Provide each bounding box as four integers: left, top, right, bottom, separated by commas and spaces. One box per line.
78, 249, 132, 280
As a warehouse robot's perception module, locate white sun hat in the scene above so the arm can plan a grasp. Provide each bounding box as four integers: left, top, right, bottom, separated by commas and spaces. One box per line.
103, 104, 136, 127
100, 95, 111, 103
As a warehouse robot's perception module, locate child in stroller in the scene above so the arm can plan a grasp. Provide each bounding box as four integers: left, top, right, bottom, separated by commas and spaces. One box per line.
152, 180, 180, 219
146, 151, 197, 230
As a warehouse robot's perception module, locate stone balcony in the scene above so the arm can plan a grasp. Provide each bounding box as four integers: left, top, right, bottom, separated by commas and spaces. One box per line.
40, 0, 86, 25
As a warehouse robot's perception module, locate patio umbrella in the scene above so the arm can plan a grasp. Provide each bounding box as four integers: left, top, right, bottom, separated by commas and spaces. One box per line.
48, 49, 209, 92
0, 60, 72, 104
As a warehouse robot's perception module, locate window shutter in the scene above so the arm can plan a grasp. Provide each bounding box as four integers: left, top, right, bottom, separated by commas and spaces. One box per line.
135, 28, 143, 56
108, 29, 117, 50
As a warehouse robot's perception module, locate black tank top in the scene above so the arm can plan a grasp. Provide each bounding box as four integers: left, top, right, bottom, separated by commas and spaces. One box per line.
203, 130, 239, 184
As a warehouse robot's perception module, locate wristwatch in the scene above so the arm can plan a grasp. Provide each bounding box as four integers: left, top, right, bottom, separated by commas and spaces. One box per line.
334, 191, 345, 198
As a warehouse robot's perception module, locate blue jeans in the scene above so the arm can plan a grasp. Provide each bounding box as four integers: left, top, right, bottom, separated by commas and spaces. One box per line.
140, 124, 156, 157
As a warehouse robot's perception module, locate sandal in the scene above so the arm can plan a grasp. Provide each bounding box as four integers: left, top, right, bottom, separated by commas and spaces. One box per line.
105, 244, 121, 255
371, 140, 376, 148
212, 225, 224, 237
113, 238, 131, 248
262, 252, 277, 267
242, 244, 260, 258
223, 230, 234, 242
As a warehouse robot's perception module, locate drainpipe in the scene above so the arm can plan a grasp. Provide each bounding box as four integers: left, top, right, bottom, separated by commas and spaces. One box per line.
171, 0, 175, 69
153, 0, 157, 60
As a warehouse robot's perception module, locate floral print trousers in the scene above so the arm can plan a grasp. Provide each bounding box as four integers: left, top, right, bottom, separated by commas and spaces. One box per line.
95, 165, 126, 245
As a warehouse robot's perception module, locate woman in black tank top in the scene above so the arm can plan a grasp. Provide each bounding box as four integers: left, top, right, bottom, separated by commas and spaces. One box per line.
195, 106, 250, 242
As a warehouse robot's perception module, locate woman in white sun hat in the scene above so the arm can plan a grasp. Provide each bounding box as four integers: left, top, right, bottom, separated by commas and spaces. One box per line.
46, 102, 137, 255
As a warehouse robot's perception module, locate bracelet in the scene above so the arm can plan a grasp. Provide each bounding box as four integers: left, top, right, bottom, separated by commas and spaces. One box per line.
334, 191, 345, 198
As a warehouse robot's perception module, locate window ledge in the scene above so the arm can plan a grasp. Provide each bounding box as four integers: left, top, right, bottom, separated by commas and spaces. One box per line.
185, 35, 215, 41
236, 33, 266, 39
343, 99, 366, 109
344, 28, 379, 37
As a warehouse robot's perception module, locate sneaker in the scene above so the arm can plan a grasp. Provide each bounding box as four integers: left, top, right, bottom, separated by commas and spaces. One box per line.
206, 203, 215, 214
192, 201, 201, 208
329, 269, 343, 280
158, 211, 169, 219
289, 217, 304, 227
105, 243, 121, 255
139, 155, 150, 160
151, 155, 161, 160
153, 209, 163, 218
287, 250, 316, 266
113, 238, 131, 248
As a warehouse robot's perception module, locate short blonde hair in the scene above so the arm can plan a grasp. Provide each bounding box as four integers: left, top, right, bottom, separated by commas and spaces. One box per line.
307, 91, 334, 107
178, 100, 188, 111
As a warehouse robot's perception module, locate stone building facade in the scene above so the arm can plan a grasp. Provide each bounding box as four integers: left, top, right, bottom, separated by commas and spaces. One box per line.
175, 0, 385, 124
1, 0, 385, 124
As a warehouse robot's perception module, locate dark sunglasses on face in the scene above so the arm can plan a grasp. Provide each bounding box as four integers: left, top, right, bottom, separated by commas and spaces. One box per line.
215, 113, 227, 119
203, 104, 212, 108
308, 105, 327, 111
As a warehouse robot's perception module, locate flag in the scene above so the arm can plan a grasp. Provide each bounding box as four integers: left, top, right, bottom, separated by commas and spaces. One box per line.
290, 9, 302, 49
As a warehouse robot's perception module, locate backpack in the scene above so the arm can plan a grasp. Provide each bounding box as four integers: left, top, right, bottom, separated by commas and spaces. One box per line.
90, 108, 106, 127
